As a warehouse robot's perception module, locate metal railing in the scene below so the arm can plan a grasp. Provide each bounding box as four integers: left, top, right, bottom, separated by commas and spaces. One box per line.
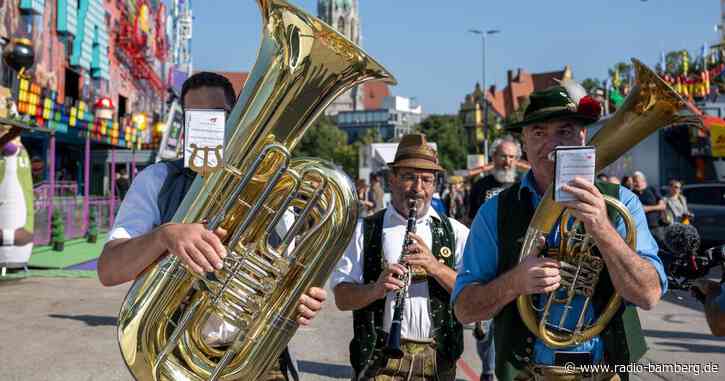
32, 183, 119, 246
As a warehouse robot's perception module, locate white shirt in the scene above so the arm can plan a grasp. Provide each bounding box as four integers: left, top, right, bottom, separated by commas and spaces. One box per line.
108, 163, 167, 241
330, 206, 469, 340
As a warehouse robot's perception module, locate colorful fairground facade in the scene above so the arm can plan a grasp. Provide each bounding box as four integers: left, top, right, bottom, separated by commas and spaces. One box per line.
591, 44, 725, 187
0, 0, 174, 248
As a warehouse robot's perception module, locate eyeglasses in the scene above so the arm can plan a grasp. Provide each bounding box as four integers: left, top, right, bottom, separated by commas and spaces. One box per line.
399, 173, 436, 186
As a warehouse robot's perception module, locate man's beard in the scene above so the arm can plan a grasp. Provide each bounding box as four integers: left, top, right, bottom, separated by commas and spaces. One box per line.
493, 168, 516, 183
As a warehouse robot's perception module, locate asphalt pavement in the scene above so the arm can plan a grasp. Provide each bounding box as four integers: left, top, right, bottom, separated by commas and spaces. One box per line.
0, 274, 723, 381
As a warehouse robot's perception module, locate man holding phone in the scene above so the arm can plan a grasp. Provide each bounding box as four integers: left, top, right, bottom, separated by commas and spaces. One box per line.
452, 82, 667, 381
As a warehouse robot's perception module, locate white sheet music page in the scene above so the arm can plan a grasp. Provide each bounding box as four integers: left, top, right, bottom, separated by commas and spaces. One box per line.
183, 109, 226, 169
554, 146, 596, 202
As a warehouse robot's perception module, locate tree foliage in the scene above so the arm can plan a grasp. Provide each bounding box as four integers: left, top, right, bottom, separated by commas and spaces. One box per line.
293, 115, 358, 178
505, 96, 529, 126
581, 78, 603, 94
416, 115, 467, 172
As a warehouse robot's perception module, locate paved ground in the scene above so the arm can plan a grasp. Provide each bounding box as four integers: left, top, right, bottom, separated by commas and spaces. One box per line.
0, 274, 723, 381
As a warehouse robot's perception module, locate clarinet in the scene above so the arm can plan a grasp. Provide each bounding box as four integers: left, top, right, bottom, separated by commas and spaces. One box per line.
384, 198, 417, 359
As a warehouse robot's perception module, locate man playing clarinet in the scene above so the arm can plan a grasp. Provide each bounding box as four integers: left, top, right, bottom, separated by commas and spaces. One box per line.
330, 134, 470, 381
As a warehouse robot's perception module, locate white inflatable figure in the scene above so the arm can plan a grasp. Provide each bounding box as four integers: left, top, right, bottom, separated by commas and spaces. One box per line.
0, 135, 34, 275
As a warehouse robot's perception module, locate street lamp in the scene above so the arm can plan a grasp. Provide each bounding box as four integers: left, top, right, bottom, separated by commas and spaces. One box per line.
469, 28, 500, 162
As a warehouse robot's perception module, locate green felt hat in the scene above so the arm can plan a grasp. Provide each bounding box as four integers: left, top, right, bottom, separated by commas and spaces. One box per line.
507, 82, 602, 132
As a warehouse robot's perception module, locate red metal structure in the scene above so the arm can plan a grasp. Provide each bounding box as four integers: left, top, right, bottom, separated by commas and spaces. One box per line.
115, 0, 164, 94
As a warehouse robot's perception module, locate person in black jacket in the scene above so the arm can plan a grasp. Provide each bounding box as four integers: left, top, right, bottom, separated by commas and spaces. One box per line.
467, 137, 521, 225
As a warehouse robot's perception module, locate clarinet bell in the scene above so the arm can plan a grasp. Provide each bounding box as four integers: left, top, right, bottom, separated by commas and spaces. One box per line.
384, 321, 404, 359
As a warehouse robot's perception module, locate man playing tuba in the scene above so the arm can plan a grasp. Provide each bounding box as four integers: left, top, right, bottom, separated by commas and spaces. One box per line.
98, 72, 326, 381
452, 82, 668, 381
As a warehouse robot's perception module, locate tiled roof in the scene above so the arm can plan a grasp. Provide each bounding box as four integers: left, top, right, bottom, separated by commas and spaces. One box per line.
216, 71, 249, 96
532, 69, 567, 91
362, 80, 391, 110
463, 65, 572, 119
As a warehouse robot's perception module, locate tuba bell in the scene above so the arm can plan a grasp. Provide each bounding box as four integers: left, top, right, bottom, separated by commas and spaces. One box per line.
516, 59, 698, 348
116, 1, 396, 380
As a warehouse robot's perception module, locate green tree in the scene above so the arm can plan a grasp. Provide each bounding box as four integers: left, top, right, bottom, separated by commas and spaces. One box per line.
51, 208, 65, 251
581, 78, 603, 94
505, 96, 529, 127
294, 115, 358, 178
416, 115, 467, 172
87, 209, 98, 243
358, 128, 381, 144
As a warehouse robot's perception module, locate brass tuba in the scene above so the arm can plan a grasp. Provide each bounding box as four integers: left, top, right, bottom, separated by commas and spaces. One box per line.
516, 59, 698, 348
117, 1, 396, 380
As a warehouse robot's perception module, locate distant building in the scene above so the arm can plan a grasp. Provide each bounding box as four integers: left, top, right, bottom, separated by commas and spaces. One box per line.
459, 65, 573, 154
336, 96, 424, 143
318, 0, 360, 45
318, 0, 365, 115
361, 80, 391, 109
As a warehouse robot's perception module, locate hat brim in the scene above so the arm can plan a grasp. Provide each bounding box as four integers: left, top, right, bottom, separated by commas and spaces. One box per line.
506, 110, 599, 133
388, 159, 445, 172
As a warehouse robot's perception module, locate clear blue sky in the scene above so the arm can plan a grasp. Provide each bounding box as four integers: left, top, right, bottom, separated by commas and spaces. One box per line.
189, 0, 719, 114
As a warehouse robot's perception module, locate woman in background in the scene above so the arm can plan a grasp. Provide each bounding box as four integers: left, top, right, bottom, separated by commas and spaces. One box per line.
355, 178, 374, 218
664, 179, 693, 224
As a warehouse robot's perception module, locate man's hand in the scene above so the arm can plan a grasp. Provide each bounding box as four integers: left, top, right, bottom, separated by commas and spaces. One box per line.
373, 263, 407, 299
514, 256, 561, 295
560, 177, 613, 239
297, 287, 326, 326
404, 233, 444, 277
157, 223, 227, 274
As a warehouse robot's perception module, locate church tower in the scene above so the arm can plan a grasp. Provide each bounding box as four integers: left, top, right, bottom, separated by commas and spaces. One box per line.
318, 0, 360, 45
318, 0, 364, 115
